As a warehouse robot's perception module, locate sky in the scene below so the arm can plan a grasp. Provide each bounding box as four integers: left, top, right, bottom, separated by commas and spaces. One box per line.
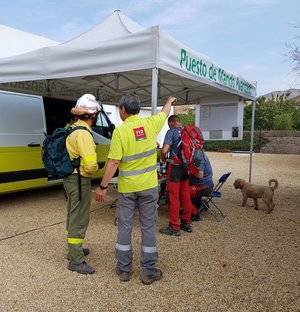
0, 0, 299, 95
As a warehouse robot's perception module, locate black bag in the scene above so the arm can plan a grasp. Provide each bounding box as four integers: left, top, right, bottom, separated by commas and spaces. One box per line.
42, 126, 93, 200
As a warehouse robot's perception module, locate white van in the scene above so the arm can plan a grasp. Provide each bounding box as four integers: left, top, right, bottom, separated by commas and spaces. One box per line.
0, 90, 114, 194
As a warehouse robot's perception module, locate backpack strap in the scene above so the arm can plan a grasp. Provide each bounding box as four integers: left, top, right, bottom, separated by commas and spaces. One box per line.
67, 125, 93, 137
170, 127, 182, 159
66, 125, 93, 169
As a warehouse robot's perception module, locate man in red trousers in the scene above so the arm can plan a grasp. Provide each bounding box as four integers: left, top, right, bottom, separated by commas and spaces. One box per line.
159, 115, 194, 236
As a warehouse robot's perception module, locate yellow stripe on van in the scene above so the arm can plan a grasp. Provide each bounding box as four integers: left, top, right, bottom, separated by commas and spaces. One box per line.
0, 144, 111, 193
0, 146, 47, 194
0, 178, 48, 193
0, 146, 44, 172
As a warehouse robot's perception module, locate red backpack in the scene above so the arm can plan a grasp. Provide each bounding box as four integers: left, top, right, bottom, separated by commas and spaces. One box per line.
180, 125, 205, 178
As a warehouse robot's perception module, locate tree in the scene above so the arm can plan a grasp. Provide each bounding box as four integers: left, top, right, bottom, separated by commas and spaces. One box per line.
177, 110, 195, 126
243, 96, 299, 131
273, 113, 294, 130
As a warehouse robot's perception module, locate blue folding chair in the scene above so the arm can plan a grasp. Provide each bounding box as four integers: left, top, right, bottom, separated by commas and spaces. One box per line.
200, 172, 231, 221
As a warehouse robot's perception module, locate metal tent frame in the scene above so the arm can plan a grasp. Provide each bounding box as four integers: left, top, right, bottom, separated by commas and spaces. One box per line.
0, 11, 257, 182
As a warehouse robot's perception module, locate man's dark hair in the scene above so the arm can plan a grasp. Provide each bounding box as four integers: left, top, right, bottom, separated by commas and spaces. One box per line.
119, 94, 141, 115
168, 115, 180, 123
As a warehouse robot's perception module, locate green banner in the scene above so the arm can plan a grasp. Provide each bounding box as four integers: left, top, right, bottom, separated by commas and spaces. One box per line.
179, 48, 256, 98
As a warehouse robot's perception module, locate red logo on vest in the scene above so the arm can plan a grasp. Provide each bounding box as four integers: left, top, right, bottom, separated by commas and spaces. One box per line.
133, 127, 146, 141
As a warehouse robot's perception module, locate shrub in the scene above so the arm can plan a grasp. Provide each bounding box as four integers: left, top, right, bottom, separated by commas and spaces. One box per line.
272, 113, 294, 130
292, 109, 300, 130
204, 132, 268, 152
244, 97, 298, 130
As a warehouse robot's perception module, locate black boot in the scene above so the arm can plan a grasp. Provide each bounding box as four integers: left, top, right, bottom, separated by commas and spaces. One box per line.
192, 213, 202, 222
159, 226, 181, 236
181, 222, 193, 233
68, 261, 95, 274
116, 268, 132, 282
140, 268, 163, 285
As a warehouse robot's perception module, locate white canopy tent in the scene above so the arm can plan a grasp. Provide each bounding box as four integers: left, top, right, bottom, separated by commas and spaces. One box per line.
0, 25, 59, 58
0, 10, 257, 180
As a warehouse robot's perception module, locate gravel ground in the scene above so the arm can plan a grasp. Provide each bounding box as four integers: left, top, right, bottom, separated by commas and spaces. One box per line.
0, 153, 299, 312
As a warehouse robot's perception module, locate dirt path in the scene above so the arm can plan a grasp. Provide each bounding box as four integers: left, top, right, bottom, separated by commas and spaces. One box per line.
0, 153, 299, 312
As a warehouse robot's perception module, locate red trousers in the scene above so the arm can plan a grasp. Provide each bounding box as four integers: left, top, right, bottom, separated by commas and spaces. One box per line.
167, 176, 194, 230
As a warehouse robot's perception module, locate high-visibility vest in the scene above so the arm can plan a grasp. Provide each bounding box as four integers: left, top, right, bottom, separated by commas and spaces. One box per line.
108, 112, 166, 193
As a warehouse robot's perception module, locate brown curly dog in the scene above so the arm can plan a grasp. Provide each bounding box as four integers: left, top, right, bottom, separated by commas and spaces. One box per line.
233, 179, 278, 213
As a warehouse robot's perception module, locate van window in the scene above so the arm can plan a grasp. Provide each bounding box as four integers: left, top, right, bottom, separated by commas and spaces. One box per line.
0, 92, 45, 147
92, 111, 114, 139
43, 97, 114, 139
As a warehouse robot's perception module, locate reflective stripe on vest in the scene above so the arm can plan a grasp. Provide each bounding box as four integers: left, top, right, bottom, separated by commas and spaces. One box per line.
122, 147, 157, 162
118, 164, 157, 177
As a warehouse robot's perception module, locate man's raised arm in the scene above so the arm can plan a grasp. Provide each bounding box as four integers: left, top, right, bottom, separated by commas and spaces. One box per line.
162, 96, 176, 116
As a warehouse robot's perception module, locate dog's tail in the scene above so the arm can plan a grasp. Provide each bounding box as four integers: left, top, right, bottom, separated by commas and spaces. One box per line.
269, 179, 278, 191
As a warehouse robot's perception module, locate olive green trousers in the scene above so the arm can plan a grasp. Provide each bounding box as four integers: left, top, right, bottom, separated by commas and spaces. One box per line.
63, 174, 91, 264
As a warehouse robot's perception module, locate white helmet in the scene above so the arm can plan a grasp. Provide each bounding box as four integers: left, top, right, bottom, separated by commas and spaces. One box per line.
71, 94, 101, 116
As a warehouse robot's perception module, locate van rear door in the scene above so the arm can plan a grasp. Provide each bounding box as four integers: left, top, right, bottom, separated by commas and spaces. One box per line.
0, 91, 48, 193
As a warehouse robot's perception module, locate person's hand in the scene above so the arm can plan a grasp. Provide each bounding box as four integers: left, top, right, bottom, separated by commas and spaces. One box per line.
95, 186, 108, 202
166, 96, 177, 105
162, 96, 176, 116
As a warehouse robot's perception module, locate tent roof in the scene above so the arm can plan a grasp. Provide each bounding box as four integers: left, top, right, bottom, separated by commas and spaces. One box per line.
63, 10, 144, 48
0, 25, 59, 58
0, 11, 256, 103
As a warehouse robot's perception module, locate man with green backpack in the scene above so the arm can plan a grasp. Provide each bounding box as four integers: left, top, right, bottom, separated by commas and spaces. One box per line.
43, 94, 100, 274
62, 94, 101, 274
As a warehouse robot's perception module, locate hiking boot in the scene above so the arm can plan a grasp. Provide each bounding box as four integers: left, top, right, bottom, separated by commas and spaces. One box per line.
140, 268, 163, 285
116, 268, 132, 282
67, 247, 90, 260
191, 213, 202, 222
181, 222, 193, 233
68, 261, 95, 274
159, 226, 180, 236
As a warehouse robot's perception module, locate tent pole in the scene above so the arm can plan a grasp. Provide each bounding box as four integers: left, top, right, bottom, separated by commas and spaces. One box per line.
195, 104, 200, 127
158, 69, 161, 102
151, 68, 158, 115
249, 100, 256, 183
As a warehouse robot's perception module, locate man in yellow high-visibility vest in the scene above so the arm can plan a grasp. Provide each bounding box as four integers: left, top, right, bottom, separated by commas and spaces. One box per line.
95, 95, 175, 285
